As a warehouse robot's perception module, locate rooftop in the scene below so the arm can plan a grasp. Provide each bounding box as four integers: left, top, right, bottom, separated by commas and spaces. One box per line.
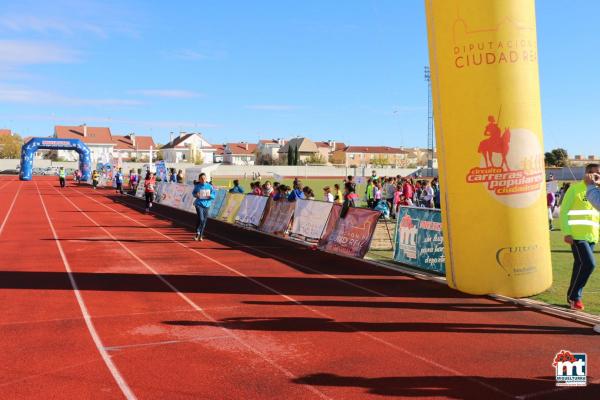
345, 146, 409, 154
226, 142, 257, 155
55, 125, 112, 144
112, 135, 156, 151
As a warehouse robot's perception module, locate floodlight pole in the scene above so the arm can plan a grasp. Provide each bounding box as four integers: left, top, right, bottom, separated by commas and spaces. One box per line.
424, 66, 434, 177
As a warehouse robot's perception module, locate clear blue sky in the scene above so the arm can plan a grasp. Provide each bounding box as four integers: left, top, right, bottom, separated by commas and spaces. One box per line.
0, 0, 597, 156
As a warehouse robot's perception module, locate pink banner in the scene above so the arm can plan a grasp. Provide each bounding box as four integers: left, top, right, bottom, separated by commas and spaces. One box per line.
259, 198, 295, 235
319, 205, 380, 258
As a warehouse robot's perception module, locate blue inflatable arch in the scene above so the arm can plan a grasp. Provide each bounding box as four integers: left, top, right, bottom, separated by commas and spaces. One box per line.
20, 138, 92, 181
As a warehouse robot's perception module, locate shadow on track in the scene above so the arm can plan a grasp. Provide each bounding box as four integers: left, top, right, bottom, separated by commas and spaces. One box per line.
162, 317, 593, 335
0, 271, 465, 298
291, 373, 599, 400
242, 300, 525, 312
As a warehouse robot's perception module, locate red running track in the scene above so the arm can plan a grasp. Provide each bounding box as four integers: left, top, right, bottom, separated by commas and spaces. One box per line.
1, 176, 599, 399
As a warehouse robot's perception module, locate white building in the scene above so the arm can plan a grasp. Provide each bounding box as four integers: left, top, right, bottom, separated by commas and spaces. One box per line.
257, 139, 286, 161
54, 125, 157, 164
112, 133, 156, 161
54, 125, 114, 163
161, 132, 215, 164
224, 142, 257, 165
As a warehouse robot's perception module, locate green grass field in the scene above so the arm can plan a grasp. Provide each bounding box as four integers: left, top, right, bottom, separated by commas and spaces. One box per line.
213, 177, 600, 315
533, 220, 600, 314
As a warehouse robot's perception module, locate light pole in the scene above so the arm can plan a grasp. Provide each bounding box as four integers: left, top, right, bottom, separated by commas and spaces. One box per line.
424, 66, 434, 177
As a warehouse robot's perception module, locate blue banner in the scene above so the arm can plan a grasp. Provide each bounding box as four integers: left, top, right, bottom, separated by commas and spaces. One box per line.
155, 160, 167, 181
393, 207, 445, 275
208, 189, 228, 218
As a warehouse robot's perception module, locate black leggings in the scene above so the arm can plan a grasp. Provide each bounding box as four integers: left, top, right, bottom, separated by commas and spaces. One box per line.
145, 192, 154, 208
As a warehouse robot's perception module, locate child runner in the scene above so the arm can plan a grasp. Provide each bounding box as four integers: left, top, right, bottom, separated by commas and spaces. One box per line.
58, 166, 66, 188
115, 168, 124, 195
144, 171, 156, 213
192, 172, 215, 241
129, 169, 138, 192
92, 170, 100, 189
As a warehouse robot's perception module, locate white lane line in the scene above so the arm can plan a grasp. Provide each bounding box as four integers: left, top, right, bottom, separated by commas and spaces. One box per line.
0, 181, 22, 237
74, 186, 514, 399
120, 194, 389, 298
35, 182, 137, 400
50, 183, 332, 400
104, 335, 231, 351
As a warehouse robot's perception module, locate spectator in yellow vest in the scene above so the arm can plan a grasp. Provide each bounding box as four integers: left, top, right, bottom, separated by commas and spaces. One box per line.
560, 163, 600, 311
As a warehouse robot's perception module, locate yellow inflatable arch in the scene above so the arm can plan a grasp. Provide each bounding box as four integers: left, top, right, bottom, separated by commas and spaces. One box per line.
425, 0, 552, 297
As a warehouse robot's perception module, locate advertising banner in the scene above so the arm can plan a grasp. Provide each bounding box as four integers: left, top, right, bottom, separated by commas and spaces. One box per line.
155, 160, 167, 182
259, 198, 295, 235
167, 184, 187, 209
425, 0, 552, 296
135, 182, 145, 198
208, 189, 228, 218
154, 182, 167, 204
235, 195, 269, 229
289, 199, 333, 244
217, 193, 245, 224
179, 184, 197, 213
319, 205, 380, 258
393, 207, 445, 275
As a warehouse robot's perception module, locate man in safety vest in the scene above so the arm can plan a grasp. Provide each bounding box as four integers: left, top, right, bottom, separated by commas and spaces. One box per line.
584, 170, 600, 210
58, 166, 66, 188
560, 163, 600, 311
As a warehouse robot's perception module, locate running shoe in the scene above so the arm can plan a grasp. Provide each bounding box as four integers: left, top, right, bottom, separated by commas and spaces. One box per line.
569, 300, 584, 311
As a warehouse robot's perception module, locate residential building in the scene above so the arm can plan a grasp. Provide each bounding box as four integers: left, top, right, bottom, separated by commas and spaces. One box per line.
112, 133, 156, 161
0, 129, 11, 137
278, 137, 321, 163
54, 125, 114, 163
212, 144, 225, 163
161, 132, 215, 164
257, 139, 287, 162
315, 140, 346, 163
224, 142, 257, 165
569, 155, 600, 167
333, 146, 410, 167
